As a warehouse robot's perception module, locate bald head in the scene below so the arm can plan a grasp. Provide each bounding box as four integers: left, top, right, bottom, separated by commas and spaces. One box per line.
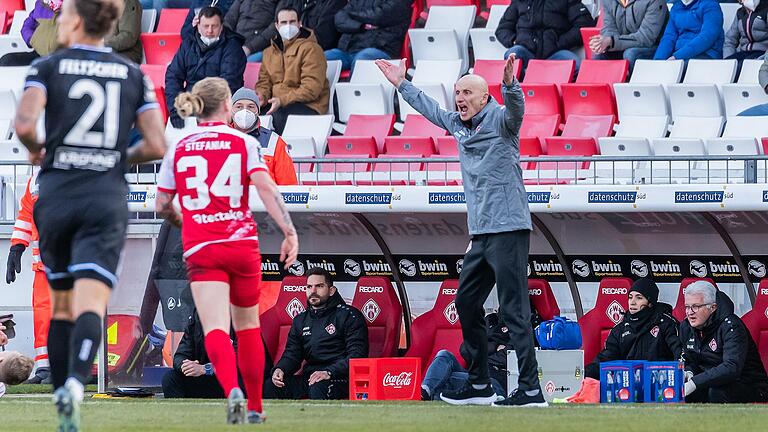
455, 74, 491, 121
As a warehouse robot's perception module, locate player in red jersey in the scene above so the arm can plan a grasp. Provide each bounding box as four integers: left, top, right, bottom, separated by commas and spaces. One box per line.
155, 77, 298, 425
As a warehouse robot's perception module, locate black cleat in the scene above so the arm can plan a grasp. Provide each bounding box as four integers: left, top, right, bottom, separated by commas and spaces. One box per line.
494, 389, 549, 407
439, 383, 497, 406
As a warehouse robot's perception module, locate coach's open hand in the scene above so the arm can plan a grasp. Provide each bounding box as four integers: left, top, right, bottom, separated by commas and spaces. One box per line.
181, 359, 205, 377
308, 371, 330, 385
272, 368, 285, 388
503, 54, 517, 86
376, 58, 406, 88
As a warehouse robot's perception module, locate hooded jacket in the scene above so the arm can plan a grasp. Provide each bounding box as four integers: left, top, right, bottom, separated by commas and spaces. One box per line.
680, 291, 768, 392
600, 0, 669, 52
586, 302, 682, 379
723, 2, 768, 58
274, 291, 369, 378
653, 0, 724, 60
334, 0, 412, 59
256, 27, 330, 115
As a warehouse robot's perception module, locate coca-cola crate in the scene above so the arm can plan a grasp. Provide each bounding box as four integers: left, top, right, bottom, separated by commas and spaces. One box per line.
349, 357, 421, 400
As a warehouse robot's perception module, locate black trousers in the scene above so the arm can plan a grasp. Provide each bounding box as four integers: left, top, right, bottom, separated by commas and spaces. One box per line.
457, 230, 539, 392
263, 371, 348, 400
685, 380, 768, 403
269, 103, 319, 135
162, 369, 225, 398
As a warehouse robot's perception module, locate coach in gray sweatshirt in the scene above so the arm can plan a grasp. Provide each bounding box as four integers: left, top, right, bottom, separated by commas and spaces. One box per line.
376, 57, 545, 407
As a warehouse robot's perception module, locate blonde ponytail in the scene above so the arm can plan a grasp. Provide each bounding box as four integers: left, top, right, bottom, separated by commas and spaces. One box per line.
174, 92, 204, 119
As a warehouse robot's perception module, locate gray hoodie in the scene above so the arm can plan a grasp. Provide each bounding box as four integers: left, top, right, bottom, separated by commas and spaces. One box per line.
397, 80, 531, 236
601, 0, 669, 52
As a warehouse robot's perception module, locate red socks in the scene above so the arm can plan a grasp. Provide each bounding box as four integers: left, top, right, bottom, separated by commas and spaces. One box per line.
236, 327, 265, 413
204, 329, 239, 397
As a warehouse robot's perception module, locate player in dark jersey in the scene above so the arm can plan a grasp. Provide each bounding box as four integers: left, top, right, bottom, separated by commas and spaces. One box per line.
13, 0, 166, 430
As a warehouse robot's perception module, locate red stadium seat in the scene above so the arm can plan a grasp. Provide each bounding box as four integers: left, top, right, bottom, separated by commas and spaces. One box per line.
318, 153, 374, 173
351, 276, 403, 358
374, 153, 425, 172
384, 136, 436, 156
140, 64, 169, 121
473, 59, 520, 103
580, 28, 601, 60
520, 114, 560, 163
528, 279, 561, 321
405, 280, 465, 368
401, 114, 448, 138
426, 137, 460, 172
741, 279, 768, 372
479, 0, 511, 20
243, 62, 261, 90
672, 277, 717, 321
327, 136, 379, 157
344, 114, 396, 153
542, 114, 614, 170
141, 33, 182, 65
561, 60, 628, 120
155, 8, 188, 33
521, 60, 575, 116
260, 276, 308, 362
0, 0, 22, 33
578, 277, 632, 364
435, 136, 458, 155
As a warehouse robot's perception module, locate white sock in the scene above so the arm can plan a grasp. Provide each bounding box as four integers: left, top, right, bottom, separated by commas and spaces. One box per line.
65, 377, 84, 402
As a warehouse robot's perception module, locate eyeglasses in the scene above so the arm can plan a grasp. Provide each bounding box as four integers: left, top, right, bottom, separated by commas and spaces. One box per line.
684, 303, 713, 313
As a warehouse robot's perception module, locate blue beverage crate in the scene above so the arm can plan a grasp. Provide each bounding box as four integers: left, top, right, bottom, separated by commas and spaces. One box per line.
600, 361, 645, 403
642, 362, 685, 403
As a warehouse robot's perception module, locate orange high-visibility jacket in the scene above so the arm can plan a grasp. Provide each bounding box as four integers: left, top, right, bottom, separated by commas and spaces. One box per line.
11, 172, 42, 272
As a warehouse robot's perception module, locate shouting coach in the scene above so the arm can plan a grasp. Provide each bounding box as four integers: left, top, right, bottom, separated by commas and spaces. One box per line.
377, 56, 545, 407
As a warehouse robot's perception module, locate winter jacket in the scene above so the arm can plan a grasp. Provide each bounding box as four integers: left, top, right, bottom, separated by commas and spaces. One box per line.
653, 0, 724, 60
285, 0, 346, 50
335, 0, 412, 59
601, 0, 669, 52
680, 291, 768, 394
224, 0, 280, 54
165, 29, 247, 119
246, 126, 298, 185
495, 0, 595, 59
21, 1, 55, 48
585, 303, 682, 379
181, 0, 236, 37
173, 311, 236, 372
256, 28, 329, 115
398, 79, 531, 235
723, 3, 768, 58
274, 291, 369, 378
104, 0, 143, 64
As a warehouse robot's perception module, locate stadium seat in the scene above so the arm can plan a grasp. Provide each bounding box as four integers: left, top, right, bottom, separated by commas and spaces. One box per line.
520, 114, 560, 164
141, 9, 157, 33
528, 279, 560, 321
542, 114, 614, 171
260, 276, 308, 363
141, 33, 182, 65
469, 4, 510, 60
672, 278, 717, 321
425, 136, 461, 175
740, 278, 768, 372
335, 59, 399, 123
351, 276, 403, 358
139, 64, 168, 120
374, 153, 426, 174
473, 59, 520, 103
668, 59, 737, 118
737, 59, 764, 84
409, 5, 476, 73
579, 27, 601, 60
0, 0, 22, 33
0, 34, 31, 58
243, 62, 261, 91
598, 115, 669, 175
614, 59, 684, 120
282, 114, 334, 158
578, 277, 632, 364
0, 65, 29, 99
401, 114, 449, 137
521, 60, 576, 117
317, 153, 374, 174
561, 60, 628, 120
721, 3, 741, 34
722, 84, 768, 117
705, 116, 768, 171
155, 8, 187, 33
331, 114, 395, 154
397, 59, 463, 122
23, 0, 31, 11
326, 60, 343, 115
327, 137, 378, 158
6, 9, 26, 35
384, 136, 436, 156
652, 116, 725, 175
404, 279, 465, 369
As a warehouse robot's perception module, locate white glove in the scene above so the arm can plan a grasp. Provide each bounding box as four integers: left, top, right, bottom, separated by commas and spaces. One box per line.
684, 379, 697, 396
684, 371, 694, 382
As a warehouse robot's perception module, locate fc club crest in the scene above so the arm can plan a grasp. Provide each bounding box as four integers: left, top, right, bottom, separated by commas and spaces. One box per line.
443, 302, 459, 325
709, 339, 718, 352
285, 298, 305, 319
650, 326, 660, 338
606, 300, 625, 325
362, 299, 381, 323
325, 323, 336, 335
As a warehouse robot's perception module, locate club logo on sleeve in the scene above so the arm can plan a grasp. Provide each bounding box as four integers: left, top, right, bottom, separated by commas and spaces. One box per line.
650, 326, 659, 338
443, 302, 459, 325
285, 298, 305, 319
325, 323, 336, 335
362, 299, 381, 323
709, 339, 718, 352
606, 300, 625, 325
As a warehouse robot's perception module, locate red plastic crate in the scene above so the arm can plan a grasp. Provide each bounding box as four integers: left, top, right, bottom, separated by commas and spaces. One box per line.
349, 357, 422, 400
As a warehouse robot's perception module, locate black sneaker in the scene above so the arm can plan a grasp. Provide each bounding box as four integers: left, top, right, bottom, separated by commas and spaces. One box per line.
421, 387, 431, 401
494, 389, 548, 407
440, 383, 497, 406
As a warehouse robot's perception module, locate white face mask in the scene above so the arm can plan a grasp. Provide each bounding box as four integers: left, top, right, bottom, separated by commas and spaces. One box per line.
743, 0, 759, 11
279, 24, 300, 41
200, 35, 220, 46
233, 109, 258, 130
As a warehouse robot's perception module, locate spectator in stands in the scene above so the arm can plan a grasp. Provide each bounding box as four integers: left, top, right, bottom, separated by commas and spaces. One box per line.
0, 0, 60, 66
680, 281, 768, 403
723, 0, 768, 65
264, 267, 368, 400
326, 0, 411, 71
182, 0, 236, 36
584, 278, 681, 379
495, 0, 594, 71
590, 0, 669, 69
739, 55, 768, 115
165, 6, 246, 129
230, 87, 298, 185
285, 0, 346, 51
104, 0, 143, 64
255, 6, 329, 134
421, 313, 509, 402
653, 0, 724, 61
224, 0, 280, 62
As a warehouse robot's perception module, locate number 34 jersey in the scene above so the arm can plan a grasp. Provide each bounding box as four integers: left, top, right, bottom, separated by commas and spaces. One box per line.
24, 45, 159, 199
157, 122, 269, 257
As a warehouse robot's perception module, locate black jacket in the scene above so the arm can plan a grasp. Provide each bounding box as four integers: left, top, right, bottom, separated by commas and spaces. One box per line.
285, 0, 347, 51
173, 312, 236, 372
495, 0, 595, 59
275, 291, 369, 378
334, 0, 412, 59
585, 303, 682, 379
224, 0, 280, 53
681, 291, 768, 392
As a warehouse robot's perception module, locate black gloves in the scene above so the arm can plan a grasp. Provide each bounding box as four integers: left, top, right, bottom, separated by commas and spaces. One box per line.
170, 114, 186, 129
6, 244, 25, 284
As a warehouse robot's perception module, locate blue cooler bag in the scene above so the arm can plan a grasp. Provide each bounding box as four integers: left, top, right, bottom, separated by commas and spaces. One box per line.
536, 316, 582, 350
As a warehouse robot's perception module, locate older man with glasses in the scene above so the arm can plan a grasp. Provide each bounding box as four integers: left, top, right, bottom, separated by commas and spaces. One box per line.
680, 281, 768, 403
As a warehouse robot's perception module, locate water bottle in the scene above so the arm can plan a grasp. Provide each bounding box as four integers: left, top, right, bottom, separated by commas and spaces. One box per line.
605, 371, 614, 403
657, 371, 666, 402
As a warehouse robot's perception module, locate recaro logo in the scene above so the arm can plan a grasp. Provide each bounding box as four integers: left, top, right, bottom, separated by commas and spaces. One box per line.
283, 285, 305, 292
602, 287, 628, 295
529, 289, 542, 296
442, 289, 457, 296
359, 286, 384, 293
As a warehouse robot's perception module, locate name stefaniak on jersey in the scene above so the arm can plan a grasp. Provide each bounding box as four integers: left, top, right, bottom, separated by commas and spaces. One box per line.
184, 141, 232, 152
58, 59, 129, 79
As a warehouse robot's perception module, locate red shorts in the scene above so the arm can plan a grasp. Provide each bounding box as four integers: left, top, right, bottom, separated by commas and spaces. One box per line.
184, 240, 262, 307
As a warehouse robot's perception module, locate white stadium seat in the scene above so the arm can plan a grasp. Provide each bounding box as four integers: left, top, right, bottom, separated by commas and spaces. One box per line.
722, 84, 768, 117
326, 59, 342, 116
409, 6, 475, 73
8, 10, 28, 36
668, 60, 736, 118
737, 59, 763, 84
0, 90, 16, 139
0, 36, 32, 59
142, 9, 158, 33
397, 60, 462, 122
652, 116, 725, 176
614, 60, 683, 120
470, 5, 509, 60
721, 3, 741, 34
282, 114, 334, 158
0, 66, 30, 100
598, 116, 669, 177
24, 0, 34, 11
334, 59, 398, 123
705, 116, 768, 171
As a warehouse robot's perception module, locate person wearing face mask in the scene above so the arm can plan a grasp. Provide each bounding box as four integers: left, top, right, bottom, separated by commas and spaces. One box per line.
255, 6, 329, 134
165, 6, 246, 129
653, 0, 724, 61
231, 87, 298, 185
584, 278, 682, 380
723, 0, 768, 67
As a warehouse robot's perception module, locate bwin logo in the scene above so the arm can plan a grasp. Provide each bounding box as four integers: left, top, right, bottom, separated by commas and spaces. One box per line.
572, 260, 590, 277
631, 260, 649, 278
399, 259, 417, 277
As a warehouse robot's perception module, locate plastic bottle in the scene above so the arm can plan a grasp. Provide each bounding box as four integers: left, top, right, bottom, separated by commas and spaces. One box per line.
605, 371, 614, 403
